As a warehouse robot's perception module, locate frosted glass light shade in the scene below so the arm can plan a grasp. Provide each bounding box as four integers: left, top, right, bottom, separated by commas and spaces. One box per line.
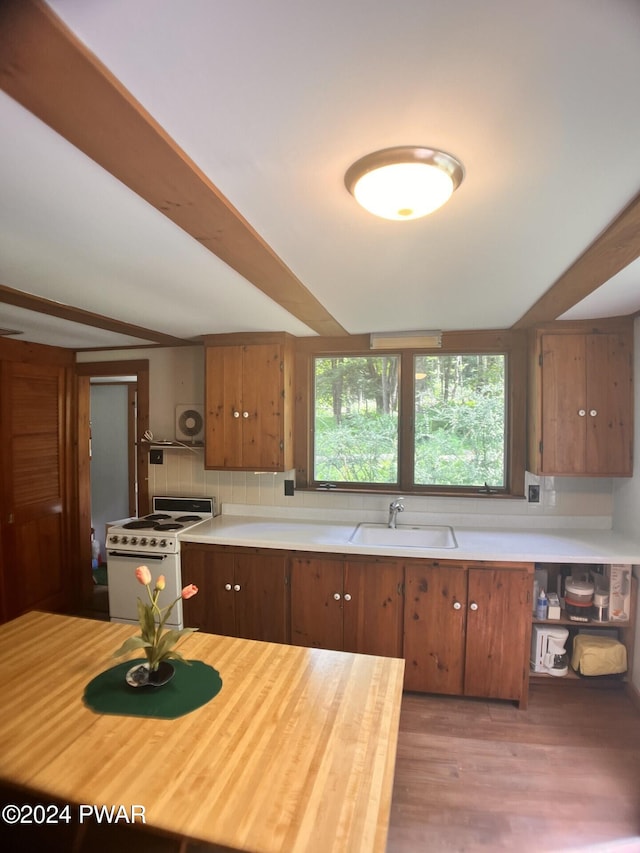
345, 147, 464, 221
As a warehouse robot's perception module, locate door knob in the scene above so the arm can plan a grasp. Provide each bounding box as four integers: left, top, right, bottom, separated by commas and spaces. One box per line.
333, 592, 341, 600
233, 584, 241, 591
589, 409, 597, 417
242, 411, 249, 418
233, 411, 240, 418
225, 583, 232, 591
469, 601, 479, 611
344, 593, 352, 602
453, 601, 462, 610
578, 409, 586, 417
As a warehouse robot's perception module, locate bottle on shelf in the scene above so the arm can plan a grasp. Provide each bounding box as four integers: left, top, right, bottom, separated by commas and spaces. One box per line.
536, 589, 548, 620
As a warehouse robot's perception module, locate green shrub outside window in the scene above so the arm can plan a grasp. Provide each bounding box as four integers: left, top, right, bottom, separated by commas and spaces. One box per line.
313, 353, 506, 490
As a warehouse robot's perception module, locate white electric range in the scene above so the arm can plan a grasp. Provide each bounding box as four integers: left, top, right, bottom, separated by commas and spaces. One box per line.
106, 496, 215, 629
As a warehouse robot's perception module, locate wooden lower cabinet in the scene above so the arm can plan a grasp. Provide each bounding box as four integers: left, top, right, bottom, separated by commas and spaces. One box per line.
181, 543, 290, 644
182, 543, 533, 705
404, 559, 533, 707
290, 554, 404, 658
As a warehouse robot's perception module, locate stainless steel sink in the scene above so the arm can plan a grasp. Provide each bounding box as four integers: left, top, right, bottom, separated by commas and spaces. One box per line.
349, 522, 457, 549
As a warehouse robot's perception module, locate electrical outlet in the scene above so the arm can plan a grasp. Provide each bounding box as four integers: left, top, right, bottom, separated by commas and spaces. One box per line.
284, 479, 295, 496
150, 449, 164, 465
528, 484, 540, 503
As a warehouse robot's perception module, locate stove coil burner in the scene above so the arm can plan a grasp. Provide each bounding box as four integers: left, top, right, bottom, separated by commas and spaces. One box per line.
122, 519, 160, 530
145, 513, 172, 521
175, 515, 203, 523
154, 523, 183, 531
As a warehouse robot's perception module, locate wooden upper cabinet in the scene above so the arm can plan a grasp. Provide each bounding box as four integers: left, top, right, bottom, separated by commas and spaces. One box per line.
529, 325, 633, 476
204, 333, 294, 471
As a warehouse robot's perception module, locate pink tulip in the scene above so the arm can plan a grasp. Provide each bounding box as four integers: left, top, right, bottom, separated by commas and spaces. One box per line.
156, 575, 166, 591
182, 584, 198, 600
135, 565, 152, 586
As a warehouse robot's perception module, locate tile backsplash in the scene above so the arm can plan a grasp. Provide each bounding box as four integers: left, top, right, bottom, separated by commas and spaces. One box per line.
148, 451, 614, 528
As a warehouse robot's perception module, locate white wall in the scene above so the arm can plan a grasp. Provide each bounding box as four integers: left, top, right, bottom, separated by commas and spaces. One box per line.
612, 316, 640, 692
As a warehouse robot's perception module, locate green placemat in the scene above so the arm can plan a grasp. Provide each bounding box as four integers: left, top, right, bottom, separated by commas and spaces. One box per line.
84, 659, 222, 719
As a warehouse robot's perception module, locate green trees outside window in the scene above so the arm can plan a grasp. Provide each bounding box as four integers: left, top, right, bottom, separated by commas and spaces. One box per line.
313, 353, 506, 489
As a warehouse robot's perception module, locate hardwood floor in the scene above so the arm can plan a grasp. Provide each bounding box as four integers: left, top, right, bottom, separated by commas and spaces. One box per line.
388, 682, 640, 853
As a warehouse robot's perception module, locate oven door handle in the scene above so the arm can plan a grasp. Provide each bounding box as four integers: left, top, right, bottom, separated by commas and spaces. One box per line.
107, 551, 168, 561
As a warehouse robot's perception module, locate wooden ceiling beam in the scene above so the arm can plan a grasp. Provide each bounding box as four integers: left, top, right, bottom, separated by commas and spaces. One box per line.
0, 283, 190, 346
512, 189, 640, 329
0, 0, 347, 337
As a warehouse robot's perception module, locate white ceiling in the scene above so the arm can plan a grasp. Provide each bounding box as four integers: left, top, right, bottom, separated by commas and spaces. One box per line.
1, 0, 640, 349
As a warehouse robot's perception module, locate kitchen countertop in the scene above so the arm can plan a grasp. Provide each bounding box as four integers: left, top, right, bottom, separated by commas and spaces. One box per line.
0, 612, 404, 853
180, 509, 640, 565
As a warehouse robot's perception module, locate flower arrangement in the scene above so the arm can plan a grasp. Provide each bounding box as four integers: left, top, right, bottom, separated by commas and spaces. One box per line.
113, 565, 199, 672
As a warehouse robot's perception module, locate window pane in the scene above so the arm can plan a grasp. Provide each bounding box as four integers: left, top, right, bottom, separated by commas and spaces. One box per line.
313, 356, 399, 484
414, 354, 506, 487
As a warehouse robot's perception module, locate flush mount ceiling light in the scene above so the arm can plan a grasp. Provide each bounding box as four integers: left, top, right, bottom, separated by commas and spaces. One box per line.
345, 146, 464, 220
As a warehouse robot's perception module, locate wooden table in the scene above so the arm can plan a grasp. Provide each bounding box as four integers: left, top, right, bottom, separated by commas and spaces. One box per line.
0, 612, 404, 852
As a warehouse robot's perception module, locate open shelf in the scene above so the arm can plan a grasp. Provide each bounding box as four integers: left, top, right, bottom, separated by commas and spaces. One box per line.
532, 613, 629, 628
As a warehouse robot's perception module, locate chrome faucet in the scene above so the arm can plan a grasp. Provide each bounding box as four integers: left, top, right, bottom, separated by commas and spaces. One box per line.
388, 497, 405, 529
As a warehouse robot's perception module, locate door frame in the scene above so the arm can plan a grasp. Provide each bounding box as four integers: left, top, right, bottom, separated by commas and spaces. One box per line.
75, 360, 149, 609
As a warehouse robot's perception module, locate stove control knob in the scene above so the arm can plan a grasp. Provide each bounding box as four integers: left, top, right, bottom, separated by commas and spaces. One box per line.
159, 539, 167, 548
149, 538, 157, 547
130, 537, 138, 545
121, 536, 129, 544
139, 538, 147, 546
110, 535, 119, 544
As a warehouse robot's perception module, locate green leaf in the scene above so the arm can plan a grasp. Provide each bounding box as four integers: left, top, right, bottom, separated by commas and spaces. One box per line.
163, 649, 193, 666
112, 636, 151, 657
136, 600, 156, 642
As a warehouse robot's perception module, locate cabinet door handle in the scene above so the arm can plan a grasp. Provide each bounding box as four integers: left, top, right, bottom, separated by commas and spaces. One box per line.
233, 584, 241, 592
233, 411, 240, 418
333, 592, 341, 601
225, 583, 232, 591
589, 409, 597, 417
469, 601, 479, 611
242, 411, 249, 419
578, 409, 586, 417
453, 601, 462, 610
343, 593, 352, 602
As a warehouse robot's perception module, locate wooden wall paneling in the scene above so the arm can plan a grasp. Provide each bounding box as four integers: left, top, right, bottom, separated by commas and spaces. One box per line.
75, 374, 92, 610
1, 361, 69, 619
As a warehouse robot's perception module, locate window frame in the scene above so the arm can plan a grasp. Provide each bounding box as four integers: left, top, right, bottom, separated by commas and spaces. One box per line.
294, 330, 527, 498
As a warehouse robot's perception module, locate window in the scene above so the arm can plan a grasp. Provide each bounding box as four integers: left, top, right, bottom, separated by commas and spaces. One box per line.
314, 356, 400, 484
298, 333, 525, 497
413, 354, 506, 488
